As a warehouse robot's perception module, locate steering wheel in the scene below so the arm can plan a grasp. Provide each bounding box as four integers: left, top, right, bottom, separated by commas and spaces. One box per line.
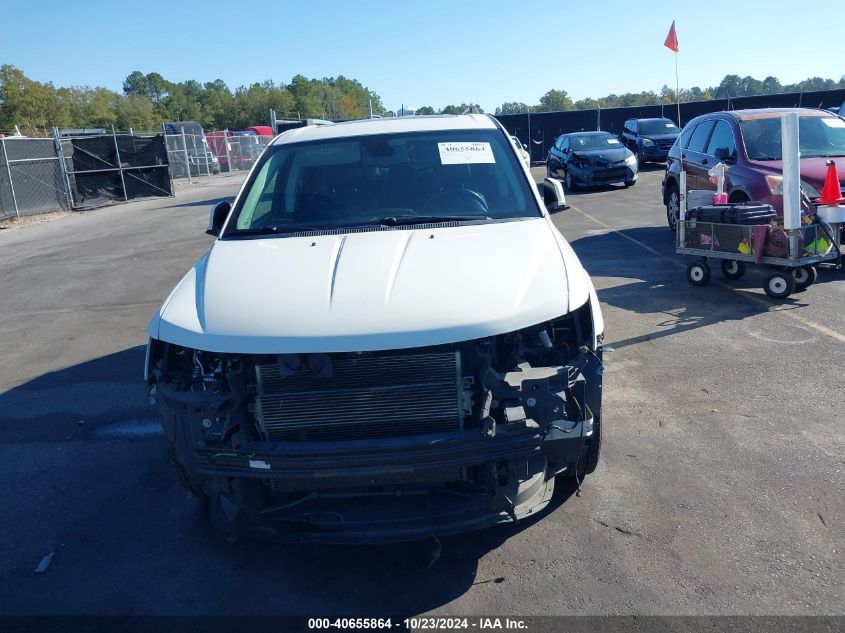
422, 188, 489, 214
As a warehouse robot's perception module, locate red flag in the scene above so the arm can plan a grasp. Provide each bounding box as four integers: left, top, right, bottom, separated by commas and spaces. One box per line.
664, 20, 679, 52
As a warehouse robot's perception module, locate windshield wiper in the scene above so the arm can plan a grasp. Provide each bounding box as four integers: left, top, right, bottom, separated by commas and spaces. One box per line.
225, 224, 322, 237
373, 214, 490, 226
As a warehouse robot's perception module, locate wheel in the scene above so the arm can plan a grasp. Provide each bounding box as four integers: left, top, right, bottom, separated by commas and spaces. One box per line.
792, 265, 817, 291
666, 182, 680, 231
636, 149, 645, 166
721, 259, 746, 280
763, 272, 795, 299
624, 179, 636, 188
686, 261, 711, 286
564, 170, 578, 192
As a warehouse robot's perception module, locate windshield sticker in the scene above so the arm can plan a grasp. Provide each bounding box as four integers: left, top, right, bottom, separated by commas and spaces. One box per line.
822, 118, 845, 128
606, 138, 621, 145
438, 142, 495, 164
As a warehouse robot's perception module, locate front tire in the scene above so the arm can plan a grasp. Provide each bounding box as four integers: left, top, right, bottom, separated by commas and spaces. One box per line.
686, 261, 711, 286
564, 170, 578, 192
792, 265, 817, 291
666, 181, 680, 231
764, 271, 795, 299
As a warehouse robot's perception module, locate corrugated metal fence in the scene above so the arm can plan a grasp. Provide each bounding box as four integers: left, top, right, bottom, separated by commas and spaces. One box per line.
497, 88, 845, 163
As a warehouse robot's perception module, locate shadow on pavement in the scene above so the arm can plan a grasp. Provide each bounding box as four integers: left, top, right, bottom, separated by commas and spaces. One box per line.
0, 346, 577, 615
569, 226, 817, 351
163, 196, 235, 209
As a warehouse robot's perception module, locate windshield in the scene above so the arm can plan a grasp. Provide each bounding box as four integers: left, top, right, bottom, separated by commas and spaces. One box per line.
570, 134, 622, 151
740, 115, 845, 160
223, 129, 541, 236
639, 120, 680, 135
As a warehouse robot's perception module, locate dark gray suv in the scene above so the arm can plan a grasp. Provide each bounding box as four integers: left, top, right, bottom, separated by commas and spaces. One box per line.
620, 118, 681, 164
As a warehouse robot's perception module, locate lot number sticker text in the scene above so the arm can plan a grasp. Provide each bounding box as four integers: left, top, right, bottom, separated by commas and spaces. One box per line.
438, 142, 496, 164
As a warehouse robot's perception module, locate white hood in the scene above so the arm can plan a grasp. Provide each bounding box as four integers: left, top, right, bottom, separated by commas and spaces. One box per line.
148, 218, 592, 353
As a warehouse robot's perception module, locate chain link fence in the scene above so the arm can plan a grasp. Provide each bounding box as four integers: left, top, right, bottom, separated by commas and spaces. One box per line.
1, 124, 276, 219
204, 133, 274, 174
0, 136, 70, 219
60, 131, 172, 209
164, 132, 219, 181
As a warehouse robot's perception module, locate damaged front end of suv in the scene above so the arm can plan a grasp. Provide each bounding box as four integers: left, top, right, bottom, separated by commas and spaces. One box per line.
146, 115, 604, 542
146, 300, 602, 543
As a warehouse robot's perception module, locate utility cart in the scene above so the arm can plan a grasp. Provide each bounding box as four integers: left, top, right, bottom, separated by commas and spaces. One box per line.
676, 206, 840, 299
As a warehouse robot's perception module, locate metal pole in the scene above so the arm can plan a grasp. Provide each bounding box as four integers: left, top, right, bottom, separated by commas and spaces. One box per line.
112, 125, 128, 202
181, 128, 191, 184
53, 126, 73, 210
1, 137, 19, 218
203, 134, 210, 178
527, 110, 532, 166
781, 113, 801, 233
675, 51, 681, 127
223, 129, 232, 172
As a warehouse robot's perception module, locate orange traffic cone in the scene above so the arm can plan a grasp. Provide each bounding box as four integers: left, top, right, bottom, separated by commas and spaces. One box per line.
817, 160, 845, 205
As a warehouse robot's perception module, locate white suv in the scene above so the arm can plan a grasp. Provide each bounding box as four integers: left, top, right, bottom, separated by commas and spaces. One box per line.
145, 114, 604, 542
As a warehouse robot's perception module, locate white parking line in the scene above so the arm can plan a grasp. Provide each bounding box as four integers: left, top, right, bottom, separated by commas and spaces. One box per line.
567, 203, 845, 345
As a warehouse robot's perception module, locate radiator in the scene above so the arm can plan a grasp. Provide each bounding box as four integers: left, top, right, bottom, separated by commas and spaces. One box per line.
253, 352, 463, 441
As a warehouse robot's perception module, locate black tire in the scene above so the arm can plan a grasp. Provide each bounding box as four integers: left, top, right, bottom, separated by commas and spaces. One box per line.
636, 149, 645, 166
764, 272, 795, 299
624, 179, 636, 188
721, 259, 746, 280
792, 265, 817, 291
564, 170, 578, 192
666, 181, 680, 231
686, 261, 711, 286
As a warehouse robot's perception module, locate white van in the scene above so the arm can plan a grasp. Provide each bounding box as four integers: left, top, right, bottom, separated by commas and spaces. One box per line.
145, 114, 604, 542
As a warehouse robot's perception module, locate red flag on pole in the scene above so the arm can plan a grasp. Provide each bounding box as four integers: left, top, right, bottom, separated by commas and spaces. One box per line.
664, 20, 679, 52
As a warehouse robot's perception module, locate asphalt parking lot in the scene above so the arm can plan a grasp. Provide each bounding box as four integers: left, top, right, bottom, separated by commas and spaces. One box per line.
0, 166, 842, 617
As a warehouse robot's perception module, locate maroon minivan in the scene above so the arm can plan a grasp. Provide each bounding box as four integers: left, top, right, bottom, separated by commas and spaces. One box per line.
662, 108, 845, 230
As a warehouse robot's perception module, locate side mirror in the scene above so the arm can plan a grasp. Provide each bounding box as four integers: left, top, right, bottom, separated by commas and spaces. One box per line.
206, 200, 231, 236
538, 178, 569, 213
522, 143, 528, 150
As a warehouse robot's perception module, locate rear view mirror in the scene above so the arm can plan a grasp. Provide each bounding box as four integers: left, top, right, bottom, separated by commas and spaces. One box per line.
538, 178, 569, 213
207, 200, 231, 236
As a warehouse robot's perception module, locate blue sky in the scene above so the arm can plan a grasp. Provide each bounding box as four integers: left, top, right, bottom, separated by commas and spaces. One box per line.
2, 0, 840, 112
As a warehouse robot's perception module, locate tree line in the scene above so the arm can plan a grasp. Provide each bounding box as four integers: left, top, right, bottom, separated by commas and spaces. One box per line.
0, 65, 488, 136
494, 74, 845, 115
0, 66, 393, 135
3, 64, 843, 135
